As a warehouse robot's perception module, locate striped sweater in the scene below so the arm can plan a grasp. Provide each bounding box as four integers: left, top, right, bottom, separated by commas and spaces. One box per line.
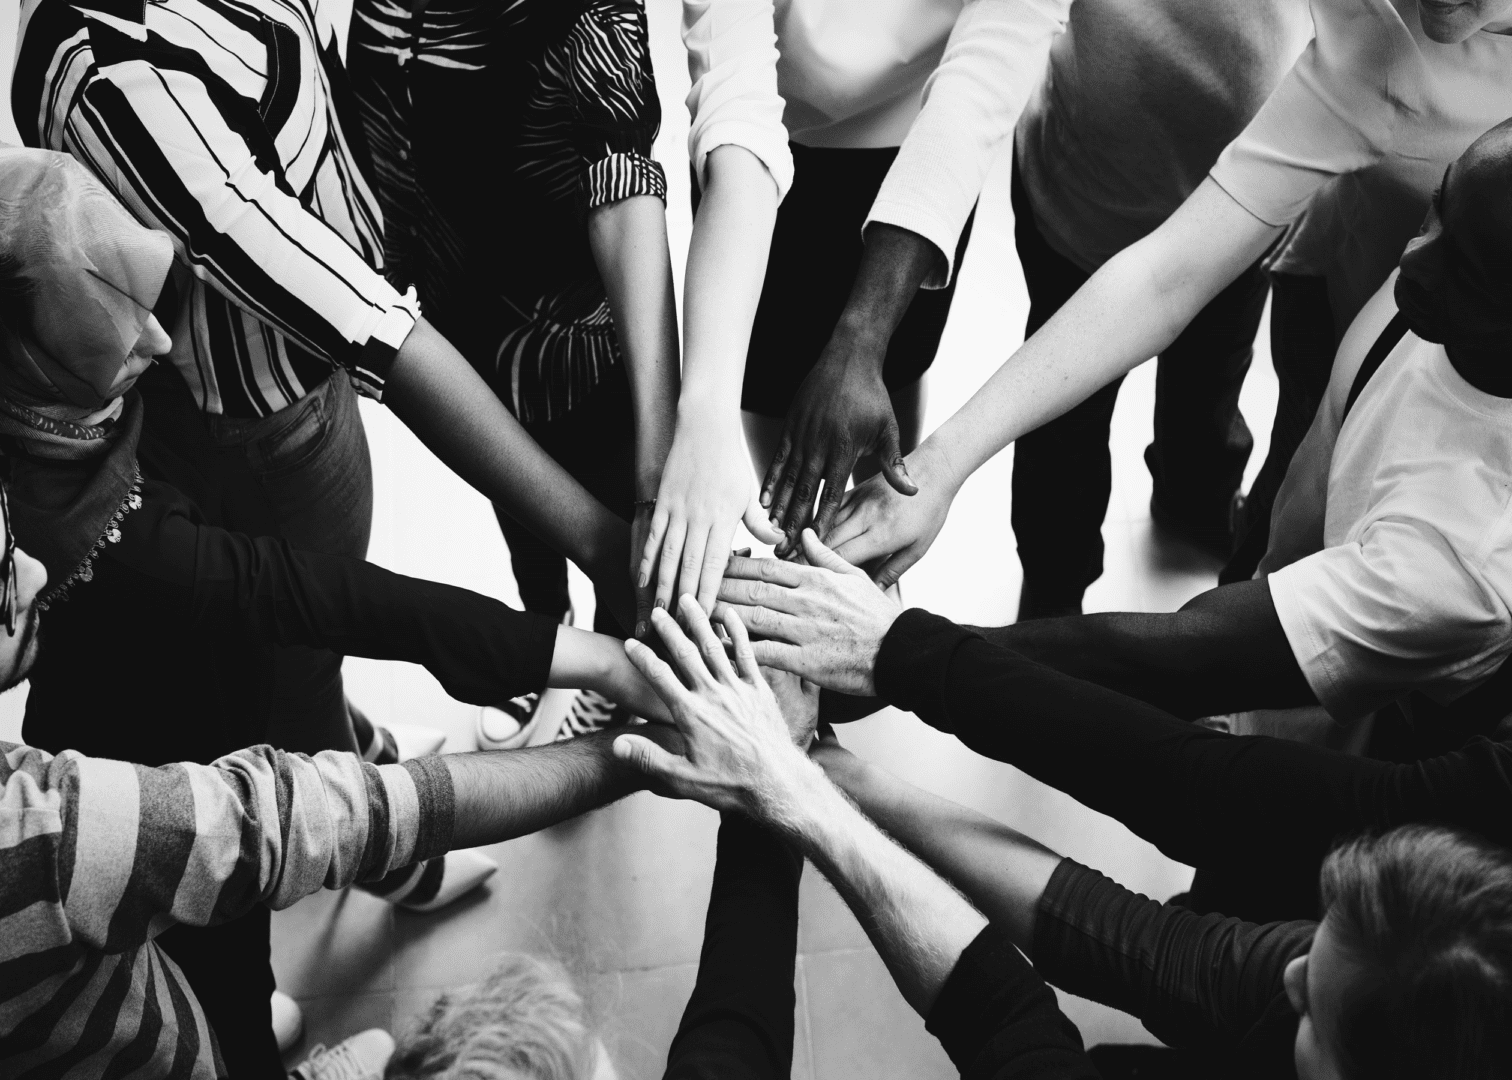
0, 741, 454, 1077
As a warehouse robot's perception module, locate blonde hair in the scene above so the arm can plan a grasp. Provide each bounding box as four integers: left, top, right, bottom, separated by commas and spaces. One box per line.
386, 954, 597, 1080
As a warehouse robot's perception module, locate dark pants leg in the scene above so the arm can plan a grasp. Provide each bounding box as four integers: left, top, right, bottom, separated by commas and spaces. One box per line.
1010, 156, 1264, 615
158, 909, 282, 1079
494, 361, 636, 640
1221, 273, 1335, 584
664, 814, 802, 1079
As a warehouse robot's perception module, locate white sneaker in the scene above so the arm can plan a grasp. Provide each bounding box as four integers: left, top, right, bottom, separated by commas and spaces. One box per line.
392, 849, 498, 913
271, 989, 304, 1054
290, 1029, 395, 1080
555, 689, 628, 741
477, 692, 559, 749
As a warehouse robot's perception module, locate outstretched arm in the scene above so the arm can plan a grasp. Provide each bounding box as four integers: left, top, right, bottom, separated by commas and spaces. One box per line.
825, 180, 1283, 587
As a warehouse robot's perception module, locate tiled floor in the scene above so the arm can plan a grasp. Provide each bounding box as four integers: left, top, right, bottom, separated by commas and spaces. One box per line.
0, 2, 1281, 1075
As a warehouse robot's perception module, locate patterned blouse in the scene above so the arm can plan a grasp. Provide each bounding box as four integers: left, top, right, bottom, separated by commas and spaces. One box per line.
348, 0, 667, 423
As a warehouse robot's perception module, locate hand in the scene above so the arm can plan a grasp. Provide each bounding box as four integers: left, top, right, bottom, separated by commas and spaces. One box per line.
638, 418, 782, 622
613, 597, 821, 818
763, 665, 820, 748
762, 336, 916, 554
717, 529, 902, 695
823, 441, 960, 589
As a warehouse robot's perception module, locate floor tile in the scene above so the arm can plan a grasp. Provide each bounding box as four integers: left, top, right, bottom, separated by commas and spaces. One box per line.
803, 949, 956, 1080
281, 990, 393, 1072
271, 886, 395, 998
585, 963, 700, 1080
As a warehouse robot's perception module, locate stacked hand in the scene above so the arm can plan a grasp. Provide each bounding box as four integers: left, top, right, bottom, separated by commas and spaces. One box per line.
614, 597, 820, 817
761, 335, 916, 554
638, 420, 782, 634
717, 529, 902, 696
824, 441, 960, 590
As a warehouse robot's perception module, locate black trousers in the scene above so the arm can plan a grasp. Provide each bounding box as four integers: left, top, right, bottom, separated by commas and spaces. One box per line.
1010, 156, 1267, 614
494, 360, 636, 641
664, 814, 803, 1079
1222, 273, 1337, 584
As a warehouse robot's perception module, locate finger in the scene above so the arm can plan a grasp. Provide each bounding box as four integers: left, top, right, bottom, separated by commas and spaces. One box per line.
876, 418, 919, 497
624, 637, 695, 715
823, 499, 870, 552
612, 733, 700, 789
714, 601, 808, 645
695, 522, 735, 614
811, 451, 854, 539
760, 432, 793, 509
828, 529, 885, 569
722, 554, 806, 587
798, 528, 870, 579
776, 453, 827, 553
651, 606, 719, 693
637, 506, 670, 590
676, 526, 711, 608
719, 605, 762, 683
748, 639, 807, 675
742, 498, 784, 546
653, 518, 688, 614
871, 547, 920, 591
716, 577, 807, 616
681, 593, 739, 685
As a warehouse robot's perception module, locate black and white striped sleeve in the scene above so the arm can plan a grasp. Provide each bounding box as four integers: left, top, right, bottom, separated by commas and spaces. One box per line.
61, 37, 419, 389
571, 0, 667, 209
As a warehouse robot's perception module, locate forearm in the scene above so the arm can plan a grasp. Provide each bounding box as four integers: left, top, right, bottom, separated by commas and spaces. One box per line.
828, 224, 945, 367
682, 145, 778, 417
548, 626, 670, 722
384, 318, 629, 576
968, 581, 1315, 718
816, 747, 1058, 953
444, 733, 644, 849
763, 756, 987, 1015
588, 196, 680, 497
923, 179, 1282, 486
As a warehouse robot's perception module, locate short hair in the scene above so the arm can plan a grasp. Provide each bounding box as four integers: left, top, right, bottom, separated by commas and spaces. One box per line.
0, 252, 34, 338
385, 954, 599, 1080
1321, 825, 1512, 1080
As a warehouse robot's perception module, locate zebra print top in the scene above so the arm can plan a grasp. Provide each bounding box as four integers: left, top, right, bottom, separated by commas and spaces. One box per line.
348, 0, 667, 423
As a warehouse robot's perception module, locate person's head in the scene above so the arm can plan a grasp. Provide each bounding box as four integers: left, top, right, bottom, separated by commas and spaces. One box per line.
1395, 116, 1512, 374
0, 147, 173, 417
1283, 826, 1512, 1080
0, 479, 49, 692
385, 954, 614, 1080
1416, 0, 1512, 44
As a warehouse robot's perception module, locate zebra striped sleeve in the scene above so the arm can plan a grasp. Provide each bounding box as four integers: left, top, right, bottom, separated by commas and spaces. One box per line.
586, 152, 668, 208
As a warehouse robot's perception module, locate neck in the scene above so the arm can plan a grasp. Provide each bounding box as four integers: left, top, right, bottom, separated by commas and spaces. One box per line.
1446, 342, 1512, 397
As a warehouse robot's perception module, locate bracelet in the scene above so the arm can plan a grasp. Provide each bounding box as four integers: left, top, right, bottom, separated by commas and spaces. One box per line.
633, 498, 657, 510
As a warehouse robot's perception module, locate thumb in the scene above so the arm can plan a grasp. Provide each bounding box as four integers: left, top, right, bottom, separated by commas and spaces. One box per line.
743, 497, 784, 546
613, 732, 691, 782
799, 528, 868, 578
876, 419, 918, 497
871, 549, 916, 592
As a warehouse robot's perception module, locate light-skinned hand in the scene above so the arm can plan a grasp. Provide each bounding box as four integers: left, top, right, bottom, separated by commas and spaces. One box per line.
613, 597, 821, 819
823, 440, 959, 589
716, 529, 902, 695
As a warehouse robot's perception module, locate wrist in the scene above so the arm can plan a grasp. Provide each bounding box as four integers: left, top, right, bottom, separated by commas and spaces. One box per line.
911, 436, 967, 494
749, 750, 836, 835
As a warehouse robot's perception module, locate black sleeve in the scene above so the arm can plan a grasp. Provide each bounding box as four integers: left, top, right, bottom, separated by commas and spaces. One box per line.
925, 925, 1098, 1080
663, 813, 802, 1080
873, 609, 1512, 876
1033, 860, 1311, 1061
110, 482, 557, 705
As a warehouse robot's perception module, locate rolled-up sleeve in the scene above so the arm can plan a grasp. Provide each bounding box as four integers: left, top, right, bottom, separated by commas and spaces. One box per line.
63, 53, 418, 387
867, 0, 1069, 289
570, 0, 669, 209
1268, 520, 1512, 721
682, 0, 793, 200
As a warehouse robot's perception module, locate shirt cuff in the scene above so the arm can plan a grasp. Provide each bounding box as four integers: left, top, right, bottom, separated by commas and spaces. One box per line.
863, 200, 958, 291
874, 609, 982, 719
925, 924, 1029, 1064
691, 121, 795, 203
349, 286, 421, 401
586, 152, 668, 209
400, 754, 456, 865
1264, 565, 1347, 718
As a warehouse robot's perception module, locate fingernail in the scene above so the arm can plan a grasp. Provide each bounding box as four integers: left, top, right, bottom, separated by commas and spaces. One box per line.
635, 620, 647, 638
760, 493, 771, 508
637, 570, 649, 588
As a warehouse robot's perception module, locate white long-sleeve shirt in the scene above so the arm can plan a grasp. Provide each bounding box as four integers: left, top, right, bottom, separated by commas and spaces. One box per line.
683, 0, 1069, 284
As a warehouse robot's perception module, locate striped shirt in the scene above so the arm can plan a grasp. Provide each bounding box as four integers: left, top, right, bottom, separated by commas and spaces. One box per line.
0, 741, 453, 1077
13, 0, 422, 418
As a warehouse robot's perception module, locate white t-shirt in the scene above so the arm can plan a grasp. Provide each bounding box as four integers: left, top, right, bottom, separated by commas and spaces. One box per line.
684, 0, 1069, 282
1264, 271, 1512, 722
1210, 0, 1512, 323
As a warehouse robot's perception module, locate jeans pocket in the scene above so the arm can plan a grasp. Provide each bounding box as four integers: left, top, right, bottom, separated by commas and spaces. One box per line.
220, 383, 332, 479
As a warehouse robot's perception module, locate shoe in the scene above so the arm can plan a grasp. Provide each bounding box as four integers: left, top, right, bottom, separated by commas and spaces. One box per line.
390, 849, 498, 913
1016, 580, 1082, 622
271, 989, 304, 1053
477, 691, 561, 749
556, 689, 629, 741
290, 1029, 395, 1080
360, 720, 447, 764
